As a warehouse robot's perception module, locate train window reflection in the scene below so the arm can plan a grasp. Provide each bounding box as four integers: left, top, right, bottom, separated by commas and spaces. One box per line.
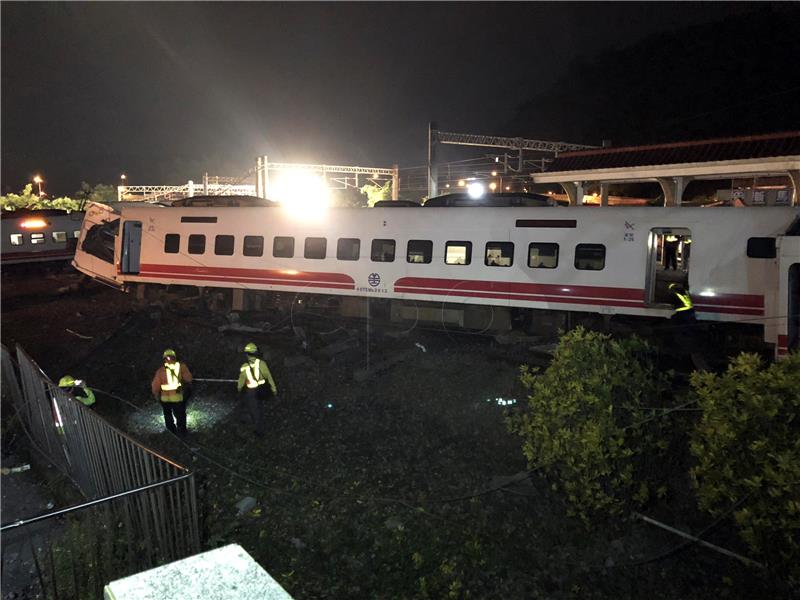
485, 242, 514, 267
407, 240, 432, 264
52, 231, 67, 243
243, 236, 264, 257
10, 234, 23, 246
188, 234, 206, 255
445, 241, 472, 265
337, 238, 360, 261
575, 243, 605, 270
273, 236, 295, 258
528, 242, 559, 268
371, 239, 395, 262
30, 233, 45, 245
164, 234, 180, 254
304, 237, 327, 259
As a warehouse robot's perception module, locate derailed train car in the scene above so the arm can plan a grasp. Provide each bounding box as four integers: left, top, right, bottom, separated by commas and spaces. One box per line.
73, 197, 800, 358
1, 209, 84, 265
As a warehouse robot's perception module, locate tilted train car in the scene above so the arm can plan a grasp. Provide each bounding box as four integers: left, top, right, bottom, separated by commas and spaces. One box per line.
1, 209, 85, 265
73, 198, 800, 357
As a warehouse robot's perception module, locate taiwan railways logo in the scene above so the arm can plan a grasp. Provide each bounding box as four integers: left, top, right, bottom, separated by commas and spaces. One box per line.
367, 273, 381, 287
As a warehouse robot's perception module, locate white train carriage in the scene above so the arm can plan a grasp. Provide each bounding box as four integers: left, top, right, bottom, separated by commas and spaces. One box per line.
73, 200, 800, 357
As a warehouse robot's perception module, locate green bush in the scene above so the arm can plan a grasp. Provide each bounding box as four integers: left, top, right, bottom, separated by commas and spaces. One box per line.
689, 352, 800, 579
1, 184, 81, 212
508, 327, 669, 523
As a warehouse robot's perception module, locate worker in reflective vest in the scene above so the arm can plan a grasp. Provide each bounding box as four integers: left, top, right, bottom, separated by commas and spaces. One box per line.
236, 342, 277, 437
58, 375, 96, 408
668, 283, 696, 323
151, 349, 193, 437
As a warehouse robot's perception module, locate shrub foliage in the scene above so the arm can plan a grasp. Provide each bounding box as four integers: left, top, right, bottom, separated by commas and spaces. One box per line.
689, 352, 800, 578
508, 327, 669, 522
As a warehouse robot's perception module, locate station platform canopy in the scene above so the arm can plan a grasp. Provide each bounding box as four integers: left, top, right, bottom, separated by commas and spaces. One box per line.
532, 131, 800, 206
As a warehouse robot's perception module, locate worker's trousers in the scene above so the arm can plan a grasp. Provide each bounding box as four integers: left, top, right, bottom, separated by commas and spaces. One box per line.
241, 386, 270, 437
161, 400, 187, 436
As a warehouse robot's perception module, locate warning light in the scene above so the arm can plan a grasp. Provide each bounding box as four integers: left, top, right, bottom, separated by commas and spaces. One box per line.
20, 219, 48, 229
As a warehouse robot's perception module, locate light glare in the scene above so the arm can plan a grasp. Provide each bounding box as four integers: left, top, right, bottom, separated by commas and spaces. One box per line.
467, 182, 485, 199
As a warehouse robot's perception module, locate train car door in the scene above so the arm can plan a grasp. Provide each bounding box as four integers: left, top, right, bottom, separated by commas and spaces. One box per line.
121, 220, 142, 274
645, 227, 692, 305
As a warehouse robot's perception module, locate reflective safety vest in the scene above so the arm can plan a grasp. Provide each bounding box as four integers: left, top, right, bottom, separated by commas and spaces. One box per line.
241, 360, 266, 389
160, 362, 184, 402
75, 387, 96, 407
674, 290, 694, 312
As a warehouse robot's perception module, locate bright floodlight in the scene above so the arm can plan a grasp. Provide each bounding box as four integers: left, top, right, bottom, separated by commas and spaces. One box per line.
467, 182, 485, 199
33, 175, 43, 184
271, 170, 330, 220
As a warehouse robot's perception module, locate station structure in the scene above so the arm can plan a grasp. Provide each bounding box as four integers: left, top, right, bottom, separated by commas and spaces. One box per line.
117, 131, 799, 207
532, 131, 800, 207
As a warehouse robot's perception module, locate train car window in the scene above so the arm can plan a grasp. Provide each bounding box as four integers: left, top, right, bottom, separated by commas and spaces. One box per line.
485, 242, 514, 267
30, 233, 45, 245
188, 234, 206, 254
164, 234, 180, 254
445, 241, 472, 265
304, 237, 327, 259
337, 238, 360, 261
9, 234, 23, 246
243, 235, 264, 257
746, 237, 777, 259
215, 235, 235, 256
371, 239, 395, 262
407, 240, 432, 263
575, 243, 605, 270
528, 242, 559, 268
273, 236, 295, 258
51, 231, 67, 243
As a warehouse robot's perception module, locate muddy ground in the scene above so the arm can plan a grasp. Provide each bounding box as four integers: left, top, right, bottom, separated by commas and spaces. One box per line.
0, 263, 782, 599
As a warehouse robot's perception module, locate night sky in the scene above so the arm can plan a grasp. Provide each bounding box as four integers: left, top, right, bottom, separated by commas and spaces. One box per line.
0, 2, 785, 195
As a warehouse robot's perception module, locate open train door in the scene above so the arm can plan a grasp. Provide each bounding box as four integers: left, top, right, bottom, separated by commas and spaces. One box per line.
778, 234, 800, 357
72, 202, 121, 287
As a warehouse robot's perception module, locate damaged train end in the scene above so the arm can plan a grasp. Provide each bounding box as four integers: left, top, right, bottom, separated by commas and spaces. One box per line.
72, 201, 125, 288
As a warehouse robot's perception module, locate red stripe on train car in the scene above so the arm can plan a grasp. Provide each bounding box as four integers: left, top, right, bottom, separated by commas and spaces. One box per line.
137, 264, 355, 289
395, 286, 644, 309
394, 277, 646, 301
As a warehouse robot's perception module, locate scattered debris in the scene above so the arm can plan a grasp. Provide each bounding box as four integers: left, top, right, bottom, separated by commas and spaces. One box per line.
290, 537, 307, 550
486, 397, 517, 406
414, 342, 427, 353
0, 464, 31, 475
235, 496, 257, 516
384, 516, 404, 532
66, 328, 93, 340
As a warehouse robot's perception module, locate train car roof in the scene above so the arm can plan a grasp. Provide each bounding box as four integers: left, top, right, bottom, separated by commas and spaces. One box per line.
1, 208, 83, 219
422, 192, 559, 207
168, 195, 279, 207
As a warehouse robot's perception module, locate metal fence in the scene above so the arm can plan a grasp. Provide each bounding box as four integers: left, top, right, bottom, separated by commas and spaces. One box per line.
1, 344, 199, 598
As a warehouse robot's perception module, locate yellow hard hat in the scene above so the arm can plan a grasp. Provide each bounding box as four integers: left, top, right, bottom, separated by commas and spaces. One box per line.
163, 349, 177, 359
58, 375, 75, 388
244, 342, 258, 354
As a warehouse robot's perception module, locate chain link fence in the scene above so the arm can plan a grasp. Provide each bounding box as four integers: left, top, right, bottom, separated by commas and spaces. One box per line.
1, 344, 200, 599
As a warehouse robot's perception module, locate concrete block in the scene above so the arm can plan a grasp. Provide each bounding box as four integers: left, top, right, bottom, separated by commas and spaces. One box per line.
104, 544, 292, 600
